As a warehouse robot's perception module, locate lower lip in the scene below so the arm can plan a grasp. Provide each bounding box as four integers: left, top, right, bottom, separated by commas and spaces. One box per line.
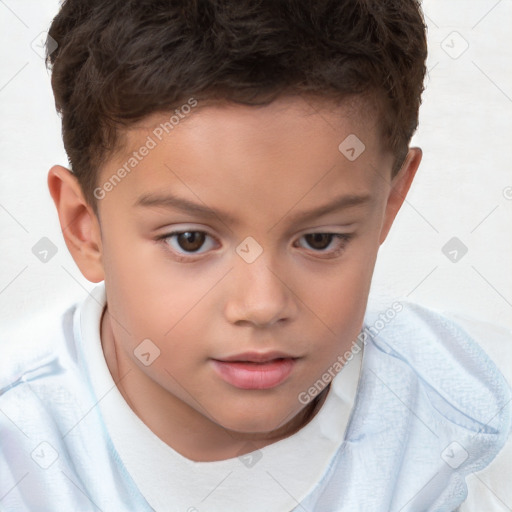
210, 358, 296, 389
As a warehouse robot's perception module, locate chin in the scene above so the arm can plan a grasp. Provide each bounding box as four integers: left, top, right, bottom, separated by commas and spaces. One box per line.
214, 404, 303, 437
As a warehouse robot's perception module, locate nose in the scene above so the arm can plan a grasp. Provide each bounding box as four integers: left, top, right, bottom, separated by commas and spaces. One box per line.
223, 252, 298, 328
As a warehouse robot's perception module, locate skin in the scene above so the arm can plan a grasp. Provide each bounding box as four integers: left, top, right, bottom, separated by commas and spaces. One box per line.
48, 94, 421, 462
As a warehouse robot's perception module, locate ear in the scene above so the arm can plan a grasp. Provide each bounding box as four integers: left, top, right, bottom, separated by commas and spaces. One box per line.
47, 165, 105, 282
379, 148, 422, 245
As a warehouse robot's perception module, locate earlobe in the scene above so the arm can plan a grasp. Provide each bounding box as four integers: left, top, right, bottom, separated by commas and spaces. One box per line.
378, 148, 422, 245
47, 165, 105, 283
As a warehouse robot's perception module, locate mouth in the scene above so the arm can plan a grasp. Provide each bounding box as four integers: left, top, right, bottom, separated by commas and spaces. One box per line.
210, 353, 299, 390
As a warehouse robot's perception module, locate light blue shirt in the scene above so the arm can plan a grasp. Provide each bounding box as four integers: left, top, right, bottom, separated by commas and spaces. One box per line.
1, 287, 510, 511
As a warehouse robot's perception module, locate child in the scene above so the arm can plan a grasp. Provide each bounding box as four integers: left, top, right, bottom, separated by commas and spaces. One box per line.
1, 0, 510, 510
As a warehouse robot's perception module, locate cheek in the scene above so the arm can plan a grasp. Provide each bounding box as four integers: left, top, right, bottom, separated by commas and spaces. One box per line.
307, 251, 375, 313
99, 226, 191, 326
299, 252, 376, 353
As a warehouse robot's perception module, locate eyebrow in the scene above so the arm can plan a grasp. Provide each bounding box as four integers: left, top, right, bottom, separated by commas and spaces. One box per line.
134, 191, 371, 226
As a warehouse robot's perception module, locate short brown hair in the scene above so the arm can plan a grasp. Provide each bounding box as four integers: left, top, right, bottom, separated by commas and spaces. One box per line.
46, 0, 427, 213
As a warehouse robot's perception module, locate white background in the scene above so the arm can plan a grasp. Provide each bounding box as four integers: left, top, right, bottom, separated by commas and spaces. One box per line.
1, 0, 511, 336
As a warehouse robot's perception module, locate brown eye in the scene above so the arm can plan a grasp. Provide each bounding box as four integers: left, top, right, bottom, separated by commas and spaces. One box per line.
161, 230, 217, 256
176, 231, 206, 252
303, 233, 334, 250
294, 232, 352, 258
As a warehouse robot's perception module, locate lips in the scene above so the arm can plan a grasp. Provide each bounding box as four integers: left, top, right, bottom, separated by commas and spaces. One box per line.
211, 352, 298, 389
216, 351, 296, 363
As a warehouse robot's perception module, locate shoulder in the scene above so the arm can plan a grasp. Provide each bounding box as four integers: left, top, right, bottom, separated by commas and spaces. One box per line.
363, 298, 511, 386
364, 298, 512, 425
363, 298, 512, 510
438, 310, 512, 385
363, 299, 511, 386
0, 300, 100, 509
440, 312, 512, 511
0, 301, 78, 392
0, 300, 85, 445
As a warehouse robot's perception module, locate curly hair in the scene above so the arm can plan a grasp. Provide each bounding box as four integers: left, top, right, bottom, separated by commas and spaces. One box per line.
46, 0, 427, 212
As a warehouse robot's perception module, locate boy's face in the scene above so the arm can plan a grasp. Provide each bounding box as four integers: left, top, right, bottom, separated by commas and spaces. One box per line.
49, 95, 420, 454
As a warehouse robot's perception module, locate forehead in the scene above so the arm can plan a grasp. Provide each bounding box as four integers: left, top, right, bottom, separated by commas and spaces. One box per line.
122, 94, 380, 152
97, 95, 393, 221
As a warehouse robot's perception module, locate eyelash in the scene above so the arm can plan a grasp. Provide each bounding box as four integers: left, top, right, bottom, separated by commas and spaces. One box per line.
156, 230, 353, 262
